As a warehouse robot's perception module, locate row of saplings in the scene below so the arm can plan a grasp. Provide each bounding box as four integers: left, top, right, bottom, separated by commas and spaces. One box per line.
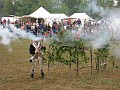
43, 39, 117, 77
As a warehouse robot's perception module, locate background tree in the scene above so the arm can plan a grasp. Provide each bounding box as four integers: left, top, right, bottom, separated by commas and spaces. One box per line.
2, 0, 14, 16
97, 0, 114, 8
85, 0, 115, 19
37, 0, 54, 13
0, 0, 4, 17
0, 0, 3, 11
116, 0, 120, 7
62, 0, 81, 16
1, 0, 120, 18
58, 2, 69, 15
15, 0, 39, 16
51, 0, 69, 15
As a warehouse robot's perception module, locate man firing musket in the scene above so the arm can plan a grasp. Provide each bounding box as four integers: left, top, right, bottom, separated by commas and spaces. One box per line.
29, 39, 45, 79
29, 39, 43, 62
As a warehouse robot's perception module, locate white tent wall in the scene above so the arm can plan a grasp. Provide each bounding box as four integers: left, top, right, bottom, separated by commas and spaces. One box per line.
2, 17, 19, 23
49, 13, 68, 19
70, 13, 92, 20
109, 18, 120, 39
45, 18, 54, 27
109, 19, 120, 31
45, 18, 62, 27
69, 13, 92, 27
45, 13, 68, 27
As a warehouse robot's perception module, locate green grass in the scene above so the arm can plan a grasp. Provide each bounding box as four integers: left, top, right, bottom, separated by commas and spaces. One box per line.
0, 39, 120, 90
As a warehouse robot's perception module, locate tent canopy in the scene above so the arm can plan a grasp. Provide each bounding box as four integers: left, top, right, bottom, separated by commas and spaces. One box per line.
70, 13, 92, 20
49, 13, 68, 19
19, 15, 32, 19
29, 6, 51, 18
109, 18, 120, 31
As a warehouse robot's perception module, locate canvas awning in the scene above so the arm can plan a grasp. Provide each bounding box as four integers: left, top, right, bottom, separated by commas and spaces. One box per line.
49, 13, 68, 19
29, 6, 51, 18
70, 13, 92, 20
109, 18, 120, 31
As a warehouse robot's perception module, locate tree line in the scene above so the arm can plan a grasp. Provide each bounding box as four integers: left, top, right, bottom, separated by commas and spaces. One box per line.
0, 0, 120, 18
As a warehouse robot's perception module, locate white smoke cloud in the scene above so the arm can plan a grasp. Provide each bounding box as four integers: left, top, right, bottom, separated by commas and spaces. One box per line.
86, 0, 120, 19
0, 27, 14, 45
87, 0, 103, 14
0, 24, 43, 47
90, 30, 110, 49
86, 0, 120, 58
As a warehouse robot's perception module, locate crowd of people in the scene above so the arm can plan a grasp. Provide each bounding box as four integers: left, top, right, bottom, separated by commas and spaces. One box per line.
0, 18, 109, 38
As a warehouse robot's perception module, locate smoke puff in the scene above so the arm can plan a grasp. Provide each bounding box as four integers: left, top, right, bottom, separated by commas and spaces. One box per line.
0, 24, 43, 46
91, 31, 110, 49
0, 28, 14, 45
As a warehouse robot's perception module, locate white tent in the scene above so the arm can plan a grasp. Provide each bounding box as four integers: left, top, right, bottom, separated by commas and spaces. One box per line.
45, 13, 68, 26
109, 18, 120, 39
2, 16, 20, 23
21, 15, 32, 18
49, 13, 68, 19
29, 6, 51, 18
109, 18, 120, 31
70, 13, 92, 20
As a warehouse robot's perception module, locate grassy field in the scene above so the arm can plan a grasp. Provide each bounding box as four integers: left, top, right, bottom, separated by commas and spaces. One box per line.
0, 39, 120, 90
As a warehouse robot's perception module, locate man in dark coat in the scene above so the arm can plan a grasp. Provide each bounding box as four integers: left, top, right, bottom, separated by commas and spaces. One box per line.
29, 43, 35, 55
29, 43, 36, 62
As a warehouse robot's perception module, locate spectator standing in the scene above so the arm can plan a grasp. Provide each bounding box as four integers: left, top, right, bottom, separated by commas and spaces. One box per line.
7, 19, 10, 24
3, 19, 6, 26
77, 18, 81, 26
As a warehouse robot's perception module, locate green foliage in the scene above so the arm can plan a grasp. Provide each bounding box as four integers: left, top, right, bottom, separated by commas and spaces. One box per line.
62, 0, 82, 15
0, 0, 3, 11
58, 3, 69, 15
47, 30, 90, 66
0, 0, 4, 16
37, 0, 54, 13
2, 0, 14, 15
15, 0, 39, 16
97, 0, 114, 8
116, 0, 120, 7
1, 0, 119, 17
94, 44, 110, 71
